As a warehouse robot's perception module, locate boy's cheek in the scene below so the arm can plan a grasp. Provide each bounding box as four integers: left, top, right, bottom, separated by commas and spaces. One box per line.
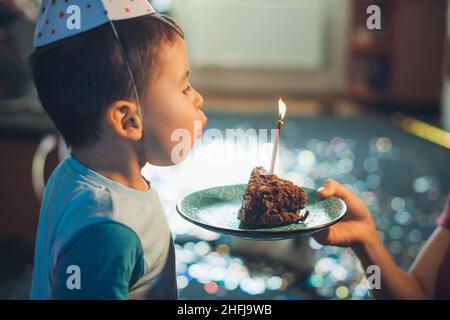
143, 111, 198, 165
146, 127, 195, 166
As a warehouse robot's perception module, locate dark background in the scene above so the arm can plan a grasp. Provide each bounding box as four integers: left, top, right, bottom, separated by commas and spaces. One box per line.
0, 0, 449, 300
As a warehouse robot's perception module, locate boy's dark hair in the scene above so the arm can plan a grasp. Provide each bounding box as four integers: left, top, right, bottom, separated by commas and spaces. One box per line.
29, 14, 183, 148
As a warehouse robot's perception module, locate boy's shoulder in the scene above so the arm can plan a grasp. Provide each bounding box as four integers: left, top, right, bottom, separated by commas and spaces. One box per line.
40, 157, 116, 251
43, 155, 115, 216
41, 155, 166, 244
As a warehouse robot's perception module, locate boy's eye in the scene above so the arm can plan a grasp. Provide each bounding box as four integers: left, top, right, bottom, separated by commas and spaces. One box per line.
183, 86, 192, 94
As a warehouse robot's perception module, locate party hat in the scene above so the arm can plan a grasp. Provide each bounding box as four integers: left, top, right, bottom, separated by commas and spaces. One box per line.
33, 0, 155, 47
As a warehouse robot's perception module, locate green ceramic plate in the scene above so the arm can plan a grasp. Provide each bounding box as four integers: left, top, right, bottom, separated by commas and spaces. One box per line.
176, 184, 347, 240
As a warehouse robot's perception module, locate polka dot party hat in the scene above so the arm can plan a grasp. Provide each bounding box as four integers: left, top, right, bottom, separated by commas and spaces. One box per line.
33, 0, 155, 47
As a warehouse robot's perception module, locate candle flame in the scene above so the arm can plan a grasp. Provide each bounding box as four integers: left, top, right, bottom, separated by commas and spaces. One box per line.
278, 98, 287, 120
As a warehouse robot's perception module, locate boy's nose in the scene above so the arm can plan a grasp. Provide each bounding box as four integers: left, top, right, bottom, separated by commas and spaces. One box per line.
193, 90, 207, 126
194, 89, 204, 110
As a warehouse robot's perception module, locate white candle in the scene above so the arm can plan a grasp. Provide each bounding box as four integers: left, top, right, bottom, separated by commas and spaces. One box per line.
269, 99, 287, 174
269, 125, 281, 174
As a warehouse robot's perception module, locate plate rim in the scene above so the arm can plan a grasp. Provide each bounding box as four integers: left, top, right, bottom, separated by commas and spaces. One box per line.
176, 183, 347, 238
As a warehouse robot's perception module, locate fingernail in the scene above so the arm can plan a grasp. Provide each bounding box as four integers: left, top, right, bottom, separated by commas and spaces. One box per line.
317, 187, 325, 193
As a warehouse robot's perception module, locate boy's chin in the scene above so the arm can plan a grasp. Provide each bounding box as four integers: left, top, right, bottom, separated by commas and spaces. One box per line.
146, 151, 191, 167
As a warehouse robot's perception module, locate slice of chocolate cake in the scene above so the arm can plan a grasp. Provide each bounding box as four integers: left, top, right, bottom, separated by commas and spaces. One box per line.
239, 167, 307, 227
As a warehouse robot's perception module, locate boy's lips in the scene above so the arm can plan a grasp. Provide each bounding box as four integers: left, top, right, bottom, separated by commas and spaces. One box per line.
196, 117, 207, 139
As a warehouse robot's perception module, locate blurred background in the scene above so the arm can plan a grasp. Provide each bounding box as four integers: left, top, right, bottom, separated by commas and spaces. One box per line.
0, 0, 449, 300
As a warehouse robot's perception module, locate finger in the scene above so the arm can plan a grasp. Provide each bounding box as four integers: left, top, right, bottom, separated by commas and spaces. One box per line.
312, 229, 330, 245
316, 179, 337, 197
317, 179, 353, 201
441, 193, 450, 216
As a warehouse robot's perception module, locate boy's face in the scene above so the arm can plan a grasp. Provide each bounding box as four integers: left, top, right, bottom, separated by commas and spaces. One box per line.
141, 36, 207, 166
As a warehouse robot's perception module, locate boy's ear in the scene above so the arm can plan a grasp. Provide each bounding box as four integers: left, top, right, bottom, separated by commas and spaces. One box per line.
105, 100, 143, 141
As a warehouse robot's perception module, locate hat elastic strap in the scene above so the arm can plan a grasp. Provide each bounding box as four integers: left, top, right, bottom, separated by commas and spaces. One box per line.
108, 20, 148, 161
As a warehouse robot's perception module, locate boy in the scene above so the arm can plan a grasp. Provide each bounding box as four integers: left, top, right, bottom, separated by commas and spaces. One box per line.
30, 0, 207, 299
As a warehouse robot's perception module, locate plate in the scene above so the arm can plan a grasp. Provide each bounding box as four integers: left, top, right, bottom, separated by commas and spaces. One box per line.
176, 184, 347, 240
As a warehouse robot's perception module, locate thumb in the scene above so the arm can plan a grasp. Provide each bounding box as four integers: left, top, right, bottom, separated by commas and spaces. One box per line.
317, 179, 353, 201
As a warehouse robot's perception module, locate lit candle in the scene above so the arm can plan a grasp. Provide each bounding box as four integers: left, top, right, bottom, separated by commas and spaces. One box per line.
269, 98, 287, 174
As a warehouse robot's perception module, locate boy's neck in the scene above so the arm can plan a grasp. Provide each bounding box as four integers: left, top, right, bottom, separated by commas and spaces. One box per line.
72, 143, 149, 192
